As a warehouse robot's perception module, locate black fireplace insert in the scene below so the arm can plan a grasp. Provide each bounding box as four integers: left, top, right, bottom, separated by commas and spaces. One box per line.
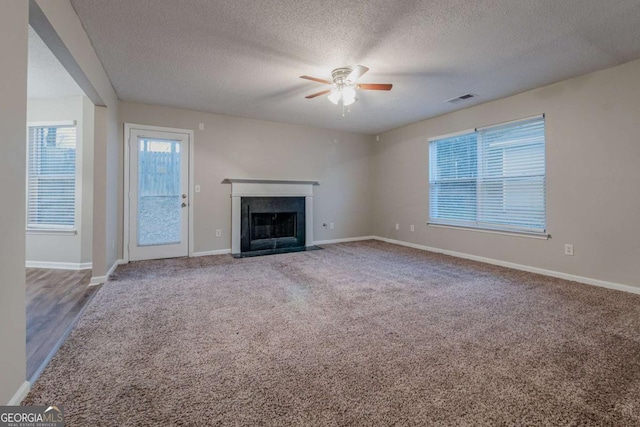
240, 197, 305, 254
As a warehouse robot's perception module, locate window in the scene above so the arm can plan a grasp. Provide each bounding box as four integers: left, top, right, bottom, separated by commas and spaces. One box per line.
27, 123, 77, 230
429, 115, 546, 235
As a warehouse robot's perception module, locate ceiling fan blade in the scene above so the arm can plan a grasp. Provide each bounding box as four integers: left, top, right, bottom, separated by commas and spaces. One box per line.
358, 83, 393, 91
300, 75, 332, 85
347, 65, 369, 82
305, 89, 331, 99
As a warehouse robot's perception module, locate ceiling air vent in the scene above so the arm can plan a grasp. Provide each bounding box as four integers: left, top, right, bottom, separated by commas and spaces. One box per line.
446, 93, 476, 104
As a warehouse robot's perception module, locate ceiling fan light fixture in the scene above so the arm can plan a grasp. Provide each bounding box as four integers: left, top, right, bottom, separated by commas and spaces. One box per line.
328, 88, 342, 105
301, 65, 392, 110
342, 86, 357, 106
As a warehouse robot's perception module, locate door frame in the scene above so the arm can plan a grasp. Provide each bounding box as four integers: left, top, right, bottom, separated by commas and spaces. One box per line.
123, 123, 195, 263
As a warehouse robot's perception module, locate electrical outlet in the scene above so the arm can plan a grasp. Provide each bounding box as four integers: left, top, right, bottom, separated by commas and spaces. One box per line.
564, 244, 574, 256
395, 223, 400, 230
198, 123, 204, 130
330, 223, 334, 229
195, 185, 201, 193
215, 229, 222, 237
410, 224, 415, 232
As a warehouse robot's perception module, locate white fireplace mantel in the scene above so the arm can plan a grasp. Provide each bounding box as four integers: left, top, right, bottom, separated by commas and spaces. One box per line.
223, 179, 319, 254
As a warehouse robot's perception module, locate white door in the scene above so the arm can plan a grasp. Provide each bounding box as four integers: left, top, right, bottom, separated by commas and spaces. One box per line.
128, 128, 190, 261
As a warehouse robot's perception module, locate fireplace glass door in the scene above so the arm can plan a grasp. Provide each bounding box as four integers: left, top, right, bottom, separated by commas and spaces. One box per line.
251, 212, 297, 240
240, 197, 305, 253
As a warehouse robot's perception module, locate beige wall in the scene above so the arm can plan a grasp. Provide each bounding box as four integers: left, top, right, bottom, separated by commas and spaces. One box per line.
81, 96, 94, 264
119, 101, 374, 253
374, 58, 640, 289
0, 0, 28, 404
26, 96, 93, 265
105, 104, 119, 269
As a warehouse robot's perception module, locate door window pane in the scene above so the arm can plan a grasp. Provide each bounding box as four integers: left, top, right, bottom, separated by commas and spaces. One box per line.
137, 138, 182, 246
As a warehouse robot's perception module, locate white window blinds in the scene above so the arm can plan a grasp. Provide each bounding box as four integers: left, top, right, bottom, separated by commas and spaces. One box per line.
27, 124, 77, 229
429, 116, 546, 234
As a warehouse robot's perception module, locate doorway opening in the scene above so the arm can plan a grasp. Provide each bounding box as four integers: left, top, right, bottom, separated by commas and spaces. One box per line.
25, 25, 98, 381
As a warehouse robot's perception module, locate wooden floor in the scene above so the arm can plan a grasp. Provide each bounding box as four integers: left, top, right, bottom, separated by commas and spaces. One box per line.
26, 268, 99, 381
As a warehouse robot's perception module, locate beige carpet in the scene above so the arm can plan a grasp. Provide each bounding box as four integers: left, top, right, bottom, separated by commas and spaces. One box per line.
24, 240, 640, 426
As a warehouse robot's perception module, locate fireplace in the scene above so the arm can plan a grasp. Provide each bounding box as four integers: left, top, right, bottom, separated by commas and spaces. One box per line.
224, 178, 319, 256
241, 197, 305, 252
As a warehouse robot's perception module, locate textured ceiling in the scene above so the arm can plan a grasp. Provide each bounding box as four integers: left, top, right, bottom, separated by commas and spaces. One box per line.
69, 0, 640, 134
28, 26, 84, 99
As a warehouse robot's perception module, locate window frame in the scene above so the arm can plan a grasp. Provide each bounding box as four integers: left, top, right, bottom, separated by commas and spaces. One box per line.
427, 115, 548, 239
26, 120, 78, 234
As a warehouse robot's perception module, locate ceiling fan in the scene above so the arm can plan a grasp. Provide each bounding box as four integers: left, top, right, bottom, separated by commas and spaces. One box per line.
300, 65, 392, 107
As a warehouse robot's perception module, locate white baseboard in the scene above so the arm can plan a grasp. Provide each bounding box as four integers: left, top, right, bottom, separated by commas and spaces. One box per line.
373, 236, 640, 295
90, 259, 124, 286
25, 261, 92, 270
313, 236, 376, 245
193, 249, 232, 257
7, 381, 30, 405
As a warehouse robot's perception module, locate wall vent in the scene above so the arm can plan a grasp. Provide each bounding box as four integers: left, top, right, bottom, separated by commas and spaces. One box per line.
446, 93, 476, 104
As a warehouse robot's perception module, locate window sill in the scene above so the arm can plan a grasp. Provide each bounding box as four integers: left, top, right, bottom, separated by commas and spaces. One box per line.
26, 228, 77, 236
427, 222, 550, 240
